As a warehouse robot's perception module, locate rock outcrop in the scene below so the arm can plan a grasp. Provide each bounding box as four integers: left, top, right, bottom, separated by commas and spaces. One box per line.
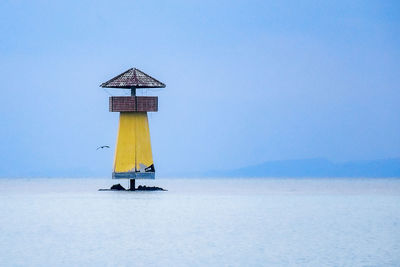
110, 184, 126, 190
136, 185, 166, 191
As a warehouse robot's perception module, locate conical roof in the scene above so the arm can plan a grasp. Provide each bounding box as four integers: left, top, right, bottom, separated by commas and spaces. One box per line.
100, 68, 166, 89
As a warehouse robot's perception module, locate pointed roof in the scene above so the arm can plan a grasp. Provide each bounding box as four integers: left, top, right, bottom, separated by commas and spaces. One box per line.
100, 68, 166, 89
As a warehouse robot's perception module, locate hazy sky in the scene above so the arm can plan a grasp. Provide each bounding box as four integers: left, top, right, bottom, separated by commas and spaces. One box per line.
0, 0, 399, 177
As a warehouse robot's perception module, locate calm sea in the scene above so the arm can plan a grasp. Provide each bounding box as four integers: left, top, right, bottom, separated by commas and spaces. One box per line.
0, 178, 399, 266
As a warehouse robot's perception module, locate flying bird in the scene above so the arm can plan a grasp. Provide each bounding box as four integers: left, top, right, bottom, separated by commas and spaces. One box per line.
97, 145, 110, 150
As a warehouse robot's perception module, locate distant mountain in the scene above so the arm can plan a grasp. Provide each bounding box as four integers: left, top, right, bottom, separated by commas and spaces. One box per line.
2, 158, 399, 179
205, 158, 400, 178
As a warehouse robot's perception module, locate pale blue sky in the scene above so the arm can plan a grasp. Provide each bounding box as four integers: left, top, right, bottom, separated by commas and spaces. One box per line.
0, 0, 399, 177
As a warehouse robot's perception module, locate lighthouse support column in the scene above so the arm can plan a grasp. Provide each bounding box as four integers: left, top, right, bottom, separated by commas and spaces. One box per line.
130, 179, 136, 191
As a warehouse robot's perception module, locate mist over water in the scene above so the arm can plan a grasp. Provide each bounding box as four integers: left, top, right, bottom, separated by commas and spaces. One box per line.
0, 178, 399, 266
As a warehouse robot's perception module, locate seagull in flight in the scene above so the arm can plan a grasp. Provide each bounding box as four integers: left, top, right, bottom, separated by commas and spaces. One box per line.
97, 145, 110, 150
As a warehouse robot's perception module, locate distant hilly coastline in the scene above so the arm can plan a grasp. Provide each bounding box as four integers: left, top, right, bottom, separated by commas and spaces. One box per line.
1, 158, 399, 179
202, 158, 400, 178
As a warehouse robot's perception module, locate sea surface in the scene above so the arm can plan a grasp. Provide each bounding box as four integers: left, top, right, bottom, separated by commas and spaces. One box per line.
0, 178, 399, 266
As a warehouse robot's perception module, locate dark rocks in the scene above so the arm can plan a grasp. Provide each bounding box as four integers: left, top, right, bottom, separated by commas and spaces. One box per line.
136, 185, 166, 191
110, 184, 126, 190
99, 183, 166, 192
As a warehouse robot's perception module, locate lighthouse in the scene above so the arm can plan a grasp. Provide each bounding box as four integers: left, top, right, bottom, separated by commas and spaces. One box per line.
101, 68, 165, 190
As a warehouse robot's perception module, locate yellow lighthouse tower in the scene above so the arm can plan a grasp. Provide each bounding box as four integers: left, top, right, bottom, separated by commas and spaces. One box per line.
100, 68, 165, 190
